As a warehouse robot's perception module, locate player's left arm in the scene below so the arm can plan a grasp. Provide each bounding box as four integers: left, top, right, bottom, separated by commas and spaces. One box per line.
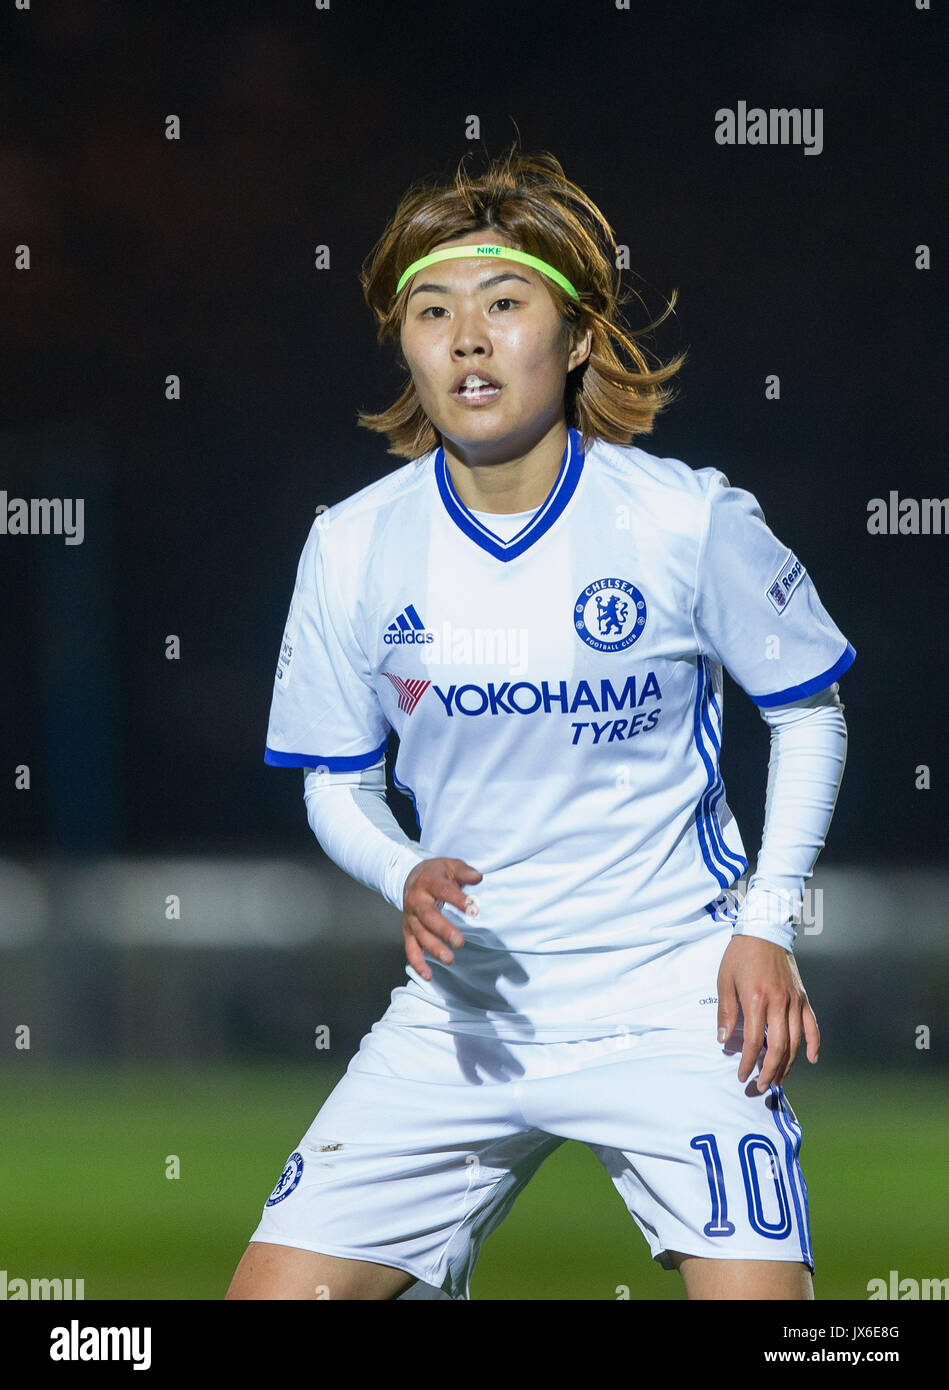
689, 473, 855, 1088
716, 683, 848, 1089
718, 939, 818, 1091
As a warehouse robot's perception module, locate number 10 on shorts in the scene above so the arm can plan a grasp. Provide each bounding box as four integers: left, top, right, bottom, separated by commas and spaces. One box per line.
691, 1132, 794, 1240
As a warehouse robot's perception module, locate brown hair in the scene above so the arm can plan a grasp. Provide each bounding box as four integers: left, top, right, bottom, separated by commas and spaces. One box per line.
356, 144, 688, 460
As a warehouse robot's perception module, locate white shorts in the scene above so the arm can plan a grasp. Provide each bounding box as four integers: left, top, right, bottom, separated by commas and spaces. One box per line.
248, 1002, 814, 1299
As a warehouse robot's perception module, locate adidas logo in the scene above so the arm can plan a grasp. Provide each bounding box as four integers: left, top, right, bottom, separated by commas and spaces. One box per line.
383, 603, 435, 646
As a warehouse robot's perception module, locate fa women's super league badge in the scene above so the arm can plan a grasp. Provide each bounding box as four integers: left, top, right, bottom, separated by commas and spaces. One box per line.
574, 578, 648, 652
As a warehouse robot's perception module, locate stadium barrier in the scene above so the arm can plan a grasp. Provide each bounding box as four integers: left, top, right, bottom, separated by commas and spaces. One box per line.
0, 859, 944, 1067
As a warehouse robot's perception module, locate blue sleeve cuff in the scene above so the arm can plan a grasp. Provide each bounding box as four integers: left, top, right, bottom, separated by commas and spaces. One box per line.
750, 641, 856, 708
264, 737, 388, 770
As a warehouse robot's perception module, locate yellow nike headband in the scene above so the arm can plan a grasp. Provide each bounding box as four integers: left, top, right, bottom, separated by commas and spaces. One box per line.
395, 244, 580, 301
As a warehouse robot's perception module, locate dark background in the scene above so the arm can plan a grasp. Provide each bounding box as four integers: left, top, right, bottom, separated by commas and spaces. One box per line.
0, 0, 944, 863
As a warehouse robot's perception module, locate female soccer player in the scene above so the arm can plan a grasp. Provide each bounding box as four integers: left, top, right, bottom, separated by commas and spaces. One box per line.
227, 148, 853, 1302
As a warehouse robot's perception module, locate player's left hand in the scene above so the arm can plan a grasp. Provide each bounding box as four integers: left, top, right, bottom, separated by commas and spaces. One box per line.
716, 936, 820, 1091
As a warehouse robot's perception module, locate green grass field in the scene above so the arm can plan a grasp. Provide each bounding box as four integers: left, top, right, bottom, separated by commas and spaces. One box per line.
1, 1063, 945, 1300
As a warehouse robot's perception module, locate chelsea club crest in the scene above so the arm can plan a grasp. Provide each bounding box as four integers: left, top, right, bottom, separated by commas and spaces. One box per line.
574, 578, 647, 652
265, 1151, 304, 1206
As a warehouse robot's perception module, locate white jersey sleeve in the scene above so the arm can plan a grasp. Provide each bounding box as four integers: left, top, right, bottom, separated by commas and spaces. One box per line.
733, 684, 848, 950
265, 518, 390, 769
691, 474, 855, 706
303, 761, 427, 911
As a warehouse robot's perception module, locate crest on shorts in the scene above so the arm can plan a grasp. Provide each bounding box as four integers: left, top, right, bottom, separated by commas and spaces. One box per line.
265, 1151, 304, 1206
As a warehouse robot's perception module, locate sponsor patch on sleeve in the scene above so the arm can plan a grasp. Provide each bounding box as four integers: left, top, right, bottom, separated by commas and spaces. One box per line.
766, 551, 806, 613
274, 598, 298, 690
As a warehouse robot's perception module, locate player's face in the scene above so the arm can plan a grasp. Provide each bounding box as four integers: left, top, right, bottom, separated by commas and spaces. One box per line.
399, 232, 589, 459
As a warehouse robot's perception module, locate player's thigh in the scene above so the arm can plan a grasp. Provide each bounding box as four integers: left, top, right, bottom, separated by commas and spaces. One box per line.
570, 1029, 814, 1273
241, 1018, 555, 1300
226, 1240, 414, 1300
668, 1251, 814, 1301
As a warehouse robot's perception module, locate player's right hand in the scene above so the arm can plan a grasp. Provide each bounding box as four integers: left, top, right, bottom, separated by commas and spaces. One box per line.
402, 858, 482, 981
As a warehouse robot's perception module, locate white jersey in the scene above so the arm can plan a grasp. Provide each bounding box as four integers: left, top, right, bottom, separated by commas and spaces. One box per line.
266, 428, 855, 1039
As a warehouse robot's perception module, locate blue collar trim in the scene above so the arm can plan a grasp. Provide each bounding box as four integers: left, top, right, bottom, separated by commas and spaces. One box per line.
434, 427, 585, 562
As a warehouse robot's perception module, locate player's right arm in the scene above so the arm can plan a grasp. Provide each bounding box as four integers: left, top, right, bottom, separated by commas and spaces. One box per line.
264, 511, 480, 977
301, 761, 481, 976
401, 857, 481, 981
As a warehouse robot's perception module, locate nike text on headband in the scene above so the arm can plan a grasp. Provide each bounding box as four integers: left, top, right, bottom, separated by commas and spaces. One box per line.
395, 244, 580, 301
